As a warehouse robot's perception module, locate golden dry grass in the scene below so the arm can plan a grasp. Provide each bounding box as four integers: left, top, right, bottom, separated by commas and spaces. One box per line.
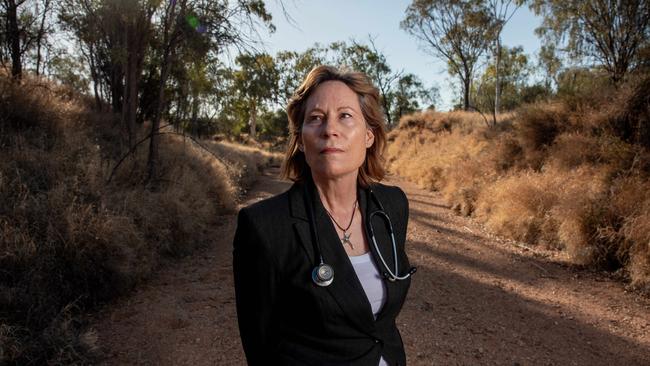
387, 88, 650, 292
0, 75, 278, 364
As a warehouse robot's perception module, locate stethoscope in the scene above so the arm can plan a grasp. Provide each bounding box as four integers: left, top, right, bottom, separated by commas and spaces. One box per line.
303, 180, 417, 287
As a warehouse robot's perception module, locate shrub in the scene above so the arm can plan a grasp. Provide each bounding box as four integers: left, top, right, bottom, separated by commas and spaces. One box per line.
387, 84, 650, 290
0, 75, 279, 364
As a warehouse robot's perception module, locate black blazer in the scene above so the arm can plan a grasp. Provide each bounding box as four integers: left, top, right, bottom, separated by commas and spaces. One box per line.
233, 178, 412, 365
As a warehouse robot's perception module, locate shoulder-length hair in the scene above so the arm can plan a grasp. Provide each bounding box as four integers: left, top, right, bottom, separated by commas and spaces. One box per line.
280, 65, 387, 188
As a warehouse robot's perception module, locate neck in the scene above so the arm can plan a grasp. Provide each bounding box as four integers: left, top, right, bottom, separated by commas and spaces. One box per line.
312, 171, 358, 214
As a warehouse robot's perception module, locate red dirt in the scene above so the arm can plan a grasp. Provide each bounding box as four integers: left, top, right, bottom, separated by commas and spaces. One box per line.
90, 167, 650, 365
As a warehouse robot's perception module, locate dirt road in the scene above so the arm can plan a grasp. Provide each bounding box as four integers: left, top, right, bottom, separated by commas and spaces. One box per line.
92, 167, 650, 365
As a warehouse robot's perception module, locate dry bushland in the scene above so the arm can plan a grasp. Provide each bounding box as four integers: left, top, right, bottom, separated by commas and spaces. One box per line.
387, 76, 650, 292
0, 75, 279, 364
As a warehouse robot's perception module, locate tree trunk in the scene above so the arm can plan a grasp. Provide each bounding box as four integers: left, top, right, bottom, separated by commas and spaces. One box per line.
147, 60, 168, 186
494, 36, 501, 126
111, 64, 124, 113
6, 0, 22, 80
85, 43, 103, 111
147, 0, 181, 185
123, 16, 148, 149
124, 54, 138, 147
191, 95, 199, 137
249, 99, 257, 140
382, 95, 392, 127
35, 0, 51, 76
463, 77, 471, 111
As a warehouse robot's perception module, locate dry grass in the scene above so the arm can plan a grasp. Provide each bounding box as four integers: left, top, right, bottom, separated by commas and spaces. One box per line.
0, 75, 277, 364
387, 79, 650, 291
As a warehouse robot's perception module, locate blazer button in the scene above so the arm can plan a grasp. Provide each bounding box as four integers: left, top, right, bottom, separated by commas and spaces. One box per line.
374, 338, 380, 344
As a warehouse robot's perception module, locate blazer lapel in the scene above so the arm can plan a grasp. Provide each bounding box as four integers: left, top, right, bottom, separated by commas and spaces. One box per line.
289, 181, 377, 336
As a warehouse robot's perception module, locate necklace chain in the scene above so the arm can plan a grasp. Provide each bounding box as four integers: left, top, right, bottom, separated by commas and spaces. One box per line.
324, 200, 358, 249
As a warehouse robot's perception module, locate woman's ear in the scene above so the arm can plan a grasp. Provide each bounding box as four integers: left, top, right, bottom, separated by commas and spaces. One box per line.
297, 136, 304, 152
365, 128, 375, 148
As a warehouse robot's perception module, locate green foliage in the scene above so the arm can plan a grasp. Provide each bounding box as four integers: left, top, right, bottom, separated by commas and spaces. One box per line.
532, 0, 650, 83
275, 47, 328, 105
537, 43, 562, 90
402, 0, 498, 110
391, 73, 439, 122
259, 109, 289, 139
473, 45, 541, 112
555, 67, 612, 105
48, 51, 90, 92
329, 39, 439, 127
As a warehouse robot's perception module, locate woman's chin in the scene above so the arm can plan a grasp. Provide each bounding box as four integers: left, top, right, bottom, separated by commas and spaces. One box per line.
310, 166, 358, 181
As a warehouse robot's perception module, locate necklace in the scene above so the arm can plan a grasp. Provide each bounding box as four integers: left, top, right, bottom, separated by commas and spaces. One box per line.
324, 200, 358, 249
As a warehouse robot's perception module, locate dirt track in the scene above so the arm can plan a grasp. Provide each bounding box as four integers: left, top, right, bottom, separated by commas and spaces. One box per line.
91, 167, 650, 365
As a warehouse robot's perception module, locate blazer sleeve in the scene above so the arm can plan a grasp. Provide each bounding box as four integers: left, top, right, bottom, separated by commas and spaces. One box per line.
232, 207, 279, 365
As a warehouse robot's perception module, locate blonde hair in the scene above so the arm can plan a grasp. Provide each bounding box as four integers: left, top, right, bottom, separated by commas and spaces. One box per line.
281, 65, 387, 187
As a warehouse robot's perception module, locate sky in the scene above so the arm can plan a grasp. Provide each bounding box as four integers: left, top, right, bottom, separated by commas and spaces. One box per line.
256, 0, 544, 111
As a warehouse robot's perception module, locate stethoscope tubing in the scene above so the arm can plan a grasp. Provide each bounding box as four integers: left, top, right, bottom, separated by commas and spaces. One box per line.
304, 181, 414, 286
368, 210, 411, 281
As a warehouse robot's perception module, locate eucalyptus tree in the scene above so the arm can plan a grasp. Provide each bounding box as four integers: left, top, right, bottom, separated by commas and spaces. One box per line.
60, 0, 275, 183
486, 0, 524, 117
231, 52, 279, 139
331, 38, 404, 126
473, 45, 532, 113
401, 0, 497, 110
1, 0, 55, 79
275, 45, 328, 106
391, 73, 439, 123
532, 0, 650, 83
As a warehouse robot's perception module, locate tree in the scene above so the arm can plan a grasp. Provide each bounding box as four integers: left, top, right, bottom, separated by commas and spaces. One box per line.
391, 73, 439, 123
59, 0, 105, 109
2, 0, 52, 79
532, 0, 650, 83
48, 50, 90, 91
33, 0, 53, 75
273, 40, 439, 129
275, 45, 328, 106
473, 45, 532, 114
146, 0, 275, 184
401, 0, 496, 110
537, 43, 561, 90
486, 0, 523, 117
331, 38, 403, 126
60, 0, 276, 183
3, 0, 25, 79
230, 52, 279, 139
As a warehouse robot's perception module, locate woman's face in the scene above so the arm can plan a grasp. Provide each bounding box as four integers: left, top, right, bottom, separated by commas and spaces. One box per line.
299, 80, 375, 181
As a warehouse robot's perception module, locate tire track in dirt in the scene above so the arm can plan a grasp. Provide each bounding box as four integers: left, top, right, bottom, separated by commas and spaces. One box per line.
91, 168, 650, 365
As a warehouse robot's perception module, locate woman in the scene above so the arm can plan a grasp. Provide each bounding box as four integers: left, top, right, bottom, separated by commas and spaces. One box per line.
233, 65, 414, 365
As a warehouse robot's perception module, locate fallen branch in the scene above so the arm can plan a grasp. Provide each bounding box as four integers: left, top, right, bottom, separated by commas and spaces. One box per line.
106, 126, 228, 185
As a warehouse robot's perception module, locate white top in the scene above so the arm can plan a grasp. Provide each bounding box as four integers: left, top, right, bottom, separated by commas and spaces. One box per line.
349, 252, 388, 366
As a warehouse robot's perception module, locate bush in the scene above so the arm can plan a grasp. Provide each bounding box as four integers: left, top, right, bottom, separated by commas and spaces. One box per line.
0, 75, 280, 364
603, 75, 650, 149
387, 80, 650, 291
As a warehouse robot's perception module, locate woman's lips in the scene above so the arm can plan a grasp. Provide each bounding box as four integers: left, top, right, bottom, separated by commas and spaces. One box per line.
320, 147, 344, 154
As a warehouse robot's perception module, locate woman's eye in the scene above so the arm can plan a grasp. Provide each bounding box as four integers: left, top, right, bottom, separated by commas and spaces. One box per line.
308, 115, 323, 123
340, 112, 352, 119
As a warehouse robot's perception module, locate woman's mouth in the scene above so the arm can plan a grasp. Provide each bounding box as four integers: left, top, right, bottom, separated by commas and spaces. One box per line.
320, 147, 344, 154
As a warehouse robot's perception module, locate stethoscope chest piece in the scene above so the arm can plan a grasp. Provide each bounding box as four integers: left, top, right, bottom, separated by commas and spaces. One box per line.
312, 263, 334, 287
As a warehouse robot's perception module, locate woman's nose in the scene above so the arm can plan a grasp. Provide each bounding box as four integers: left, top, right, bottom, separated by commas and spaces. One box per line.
321, 116, 340, 137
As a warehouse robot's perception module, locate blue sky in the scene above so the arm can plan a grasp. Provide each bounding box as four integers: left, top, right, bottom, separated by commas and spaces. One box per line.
257, 0, 543, 111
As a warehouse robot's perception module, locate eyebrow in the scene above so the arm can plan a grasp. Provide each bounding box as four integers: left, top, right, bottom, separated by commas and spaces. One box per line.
306, 106, 357, 114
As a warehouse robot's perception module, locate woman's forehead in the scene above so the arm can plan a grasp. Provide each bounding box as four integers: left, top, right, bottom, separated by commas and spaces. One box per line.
305, 81, 361, 111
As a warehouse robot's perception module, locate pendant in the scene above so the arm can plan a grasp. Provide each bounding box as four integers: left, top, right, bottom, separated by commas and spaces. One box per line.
341, 232, 354, 249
